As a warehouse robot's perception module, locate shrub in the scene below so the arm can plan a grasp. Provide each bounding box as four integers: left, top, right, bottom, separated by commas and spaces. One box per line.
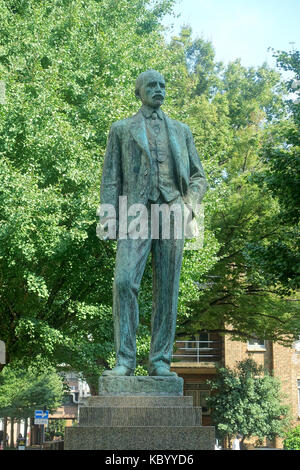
283, 425, 300, 450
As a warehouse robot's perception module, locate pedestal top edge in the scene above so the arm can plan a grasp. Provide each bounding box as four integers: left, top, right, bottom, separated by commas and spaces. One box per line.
84, 396, 193, 407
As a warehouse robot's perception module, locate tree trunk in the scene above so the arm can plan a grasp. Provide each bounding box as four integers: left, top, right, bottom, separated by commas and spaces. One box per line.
24, 418, 28, 447
29, 418, 34, 446
9, 417, 14, 449
86, 378, 98, 396
3, 417, 7, 450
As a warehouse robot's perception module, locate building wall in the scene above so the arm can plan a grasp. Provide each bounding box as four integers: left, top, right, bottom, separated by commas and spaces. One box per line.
272, 342, 300, 420
224, 337, 273, 371
272, 342, 300, 448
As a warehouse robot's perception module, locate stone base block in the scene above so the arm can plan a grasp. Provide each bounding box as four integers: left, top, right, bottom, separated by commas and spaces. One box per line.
79, 405, 202, 426
86, 395, 193, 407
64, 425, 215, 450
98, 376, 183, 396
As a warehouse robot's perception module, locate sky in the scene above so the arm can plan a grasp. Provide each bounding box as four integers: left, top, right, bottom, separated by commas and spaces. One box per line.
162, 0, 300, 70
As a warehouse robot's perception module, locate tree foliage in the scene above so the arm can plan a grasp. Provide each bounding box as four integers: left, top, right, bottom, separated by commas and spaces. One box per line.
283, 425, 300, 450
0, 0, 188, 387
0, 359, 66, 419
247, 48, 300, 292
170, 30, 300, 345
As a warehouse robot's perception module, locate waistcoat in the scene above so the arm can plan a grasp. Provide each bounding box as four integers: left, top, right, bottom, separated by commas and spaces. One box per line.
145, 115, 180, 203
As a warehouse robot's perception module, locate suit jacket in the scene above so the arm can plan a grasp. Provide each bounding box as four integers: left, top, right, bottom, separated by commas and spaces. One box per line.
100, 108, 208, 232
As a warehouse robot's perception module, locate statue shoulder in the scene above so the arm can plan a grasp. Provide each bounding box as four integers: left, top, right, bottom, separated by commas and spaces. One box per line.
109, 114, 137, 134
164, 114, 192, 136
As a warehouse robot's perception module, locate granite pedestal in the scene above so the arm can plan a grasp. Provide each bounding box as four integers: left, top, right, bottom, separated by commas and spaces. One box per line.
64, 376, 215, 450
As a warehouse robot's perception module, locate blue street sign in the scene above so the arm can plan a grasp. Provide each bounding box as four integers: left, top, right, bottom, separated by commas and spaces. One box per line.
35, 410, 49, 419
34, 410, 49, 425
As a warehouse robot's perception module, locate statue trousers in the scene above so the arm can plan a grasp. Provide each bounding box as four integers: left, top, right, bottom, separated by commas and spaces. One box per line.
113, 196, 185, 372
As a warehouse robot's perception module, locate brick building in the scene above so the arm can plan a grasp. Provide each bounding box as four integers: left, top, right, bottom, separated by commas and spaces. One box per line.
170, 333, 300, 448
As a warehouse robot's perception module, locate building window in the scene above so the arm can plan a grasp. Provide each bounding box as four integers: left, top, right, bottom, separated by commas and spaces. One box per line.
173, 333, 221, 363
247, 338, 266, 351
185, 335, 196, 349
185, 333, 209, 349
184, 383, 211, 415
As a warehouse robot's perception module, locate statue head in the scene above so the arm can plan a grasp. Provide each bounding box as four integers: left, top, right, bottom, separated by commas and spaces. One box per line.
135, 69, 165, 109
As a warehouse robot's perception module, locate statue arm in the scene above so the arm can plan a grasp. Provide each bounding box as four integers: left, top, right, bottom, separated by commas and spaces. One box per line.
100, 123, 122, 214
184, 125, 208, 213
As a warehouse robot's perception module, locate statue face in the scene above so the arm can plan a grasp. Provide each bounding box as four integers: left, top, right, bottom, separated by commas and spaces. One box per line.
139, 71, 165, 108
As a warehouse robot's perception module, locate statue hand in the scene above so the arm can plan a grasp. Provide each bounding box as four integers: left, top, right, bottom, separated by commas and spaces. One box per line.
96, 217, 117, 241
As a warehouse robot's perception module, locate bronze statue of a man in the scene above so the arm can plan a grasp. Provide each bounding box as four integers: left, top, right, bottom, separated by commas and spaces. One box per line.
100, 69, 207, 376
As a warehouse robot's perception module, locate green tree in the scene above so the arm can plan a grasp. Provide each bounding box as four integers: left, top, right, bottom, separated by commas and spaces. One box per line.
0, 359, 66, 448
247, 48, 300, 292
169, 30, 300, 345
0, 0, 199, 388
170, 26, 223, 97
0, 1, 221, 387
45, 418, 66, 441
267, 49, 300, 224
207, 359, 290, 447
0, 360, 66, 419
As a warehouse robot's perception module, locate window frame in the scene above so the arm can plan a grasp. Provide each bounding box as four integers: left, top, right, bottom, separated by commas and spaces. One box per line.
247, 338, 266, 351
184, 383, 211, 415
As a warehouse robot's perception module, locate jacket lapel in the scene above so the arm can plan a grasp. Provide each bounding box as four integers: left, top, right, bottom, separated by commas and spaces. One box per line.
129, 111, 151, 164
164, 113, 180, 159
163, 113, 188, 193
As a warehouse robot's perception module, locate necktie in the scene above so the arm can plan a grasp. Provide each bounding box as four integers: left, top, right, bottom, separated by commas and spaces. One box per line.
148, 112, 166, 162
150, 111, 160, 136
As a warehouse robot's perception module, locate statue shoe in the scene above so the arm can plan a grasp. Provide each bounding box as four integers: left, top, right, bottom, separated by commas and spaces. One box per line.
149, 366, 177, 377
102, 365, 134, 376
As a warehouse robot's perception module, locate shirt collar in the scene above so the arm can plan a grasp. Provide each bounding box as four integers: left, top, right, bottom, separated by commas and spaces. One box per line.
140, 104, 163, 120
